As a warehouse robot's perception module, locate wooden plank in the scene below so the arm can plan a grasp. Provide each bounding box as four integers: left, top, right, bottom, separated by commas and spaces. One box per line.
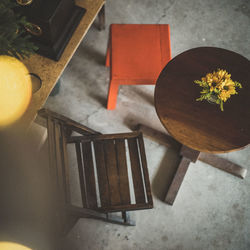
60, 125, 71, 203
81, 141, 98, 208
75, 142, 88, 207
67, 204, 135, 226
54, 122, 65, 202
98, 4, 105, 30
127, 138, 146, 204
39, 109, 100, 135
137, 124, 181, 151
165, 157, 190, 205
199, 153, 247, 179
137, 134, 153, 206
97, 202, 153, 213
180, 145, 200, 163
93, 141, 110, 208
47, 118, 57, 183
103, 140, 121, 206
67, 131, 140, 143
115, 139, 131, 205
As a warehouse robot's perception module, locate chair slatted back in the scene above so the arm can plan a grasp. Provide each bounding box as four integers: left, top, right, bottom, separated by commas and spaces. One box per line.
39, 109, 153, 214
38, 109, 99, 206
68, 132, 153, 212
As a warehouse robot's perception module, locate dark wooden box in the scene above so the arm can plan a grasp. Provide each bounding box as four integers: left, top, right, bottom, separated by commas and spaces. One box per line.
17, 0, 86, 60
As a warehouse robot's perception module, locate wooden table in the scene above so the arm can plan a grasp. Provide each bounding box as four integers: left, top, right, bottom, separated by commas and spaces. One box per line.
19, 0, 105, 128
154, 47, 250, 205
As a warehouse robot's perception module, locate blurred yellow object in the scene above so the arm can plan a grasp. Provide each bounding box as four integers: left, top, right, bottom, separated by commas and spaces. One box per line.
0, 56, 32, 128
0, 242, 31, 250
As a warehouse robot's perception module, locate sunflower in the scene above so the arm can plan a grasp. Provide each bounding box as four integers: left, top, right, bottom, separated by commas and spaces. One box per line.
194, 69, 242, 111
202, 72, 220, 92
218, 79, 237, 101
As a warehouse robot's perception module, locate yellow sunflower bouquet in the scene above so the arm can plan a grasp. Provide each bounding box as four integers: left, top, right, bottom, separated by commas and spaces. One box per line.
194, 69, 242, 111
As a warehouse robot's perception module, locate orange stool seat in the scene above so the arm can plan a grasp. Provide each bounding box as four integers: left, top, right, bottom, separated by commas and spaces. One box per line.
106, 24, 171, 109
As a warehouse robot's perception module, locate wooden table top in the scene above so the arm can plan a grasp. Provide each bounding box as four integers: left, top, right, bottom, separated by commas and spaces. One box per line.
154, 47, 250, 153
19, 0, 105, 128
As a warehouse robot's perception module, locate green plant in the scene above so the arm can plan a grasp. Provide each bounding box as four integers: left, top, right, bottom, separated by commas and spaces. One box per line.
0, 0, 38, 59
194, 69, 242, 111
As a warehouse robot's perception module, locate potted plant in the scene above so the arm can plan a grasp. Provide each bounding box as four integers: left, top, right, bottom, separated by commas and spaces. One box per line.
0, 0, 37, 59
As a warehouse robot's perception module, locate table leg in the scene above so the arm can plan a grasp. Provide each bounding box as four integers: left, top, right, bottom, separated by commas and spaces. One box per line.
165, 156, 191, 205
98, 5, 105, 30
137, 124, 247, 204
165, 145, 200, 205
199, 153, 247, 179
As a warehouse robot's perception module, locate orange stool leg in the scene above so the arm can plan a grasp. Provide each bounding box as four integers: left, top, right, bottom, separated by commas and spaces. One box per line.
105, 40, 110, 67
107, 80, 119, 110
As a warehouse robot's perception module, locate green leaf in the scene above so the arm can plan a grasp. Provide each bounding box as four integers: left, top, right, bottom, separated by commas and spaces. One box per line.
0, 0, 38, 59
220, 100, 224, 111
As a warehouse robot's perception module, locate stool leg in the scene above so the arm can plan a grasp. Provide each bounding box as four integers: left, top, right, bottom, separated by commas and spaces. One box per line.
105, 40, 110, 67
107, 80, 119, 110
98, 5, 105, 31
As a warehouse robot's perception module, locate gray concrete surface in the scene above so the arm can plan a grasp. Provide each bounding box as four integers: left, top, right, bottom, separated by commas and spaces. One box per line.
45, 0, 250, 249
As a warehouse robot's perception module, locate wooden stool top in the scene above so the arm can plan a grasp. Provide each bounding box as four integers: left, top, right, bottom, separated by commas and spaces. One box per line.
154, 47, 250, 153
110, 24, 171, 82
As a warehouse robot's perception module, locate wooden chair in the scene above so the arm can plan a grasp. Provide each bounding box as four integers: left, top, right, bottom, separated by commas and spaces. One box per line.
106, 24, 171, 109
38, 109, 153, 234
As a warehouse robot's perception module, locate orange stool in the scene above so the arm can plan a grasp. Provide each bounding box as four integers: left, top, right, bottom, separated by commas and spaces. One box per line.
106, 24, 171, 109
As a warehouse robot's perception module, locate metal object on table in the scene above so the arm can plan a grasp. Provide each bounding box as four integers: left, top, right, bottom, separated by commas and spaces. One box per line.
15, 0, 86, 61
25, 23, 42, 36
16, 0, 33, 6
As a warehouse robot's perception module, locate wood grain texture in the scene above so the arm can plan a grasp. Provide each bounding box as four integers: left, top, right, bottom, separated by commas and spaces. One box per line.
81, 141, 98, 208
39, 108, 100, 135
75, 142, 88, 207
199, 152, 247, 179
54, 122, 65, 201
128, 138, 146, 204
115, 139, 131, 205
165, 157, 190, 205
155, 47, 250, 153
180, 145, 200, 163
103, 140, 121, 206
94, 140, 110, 207
67, 131, 140, 142
137, 134, 153, 206
19, 0, 106, 128
61, 125, 71, 203
47, 117, 57, 183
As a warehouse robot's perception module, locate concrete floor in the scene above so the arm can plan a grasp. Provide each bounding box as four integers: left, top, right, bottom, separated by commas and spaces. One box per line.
45, 0, 250, 249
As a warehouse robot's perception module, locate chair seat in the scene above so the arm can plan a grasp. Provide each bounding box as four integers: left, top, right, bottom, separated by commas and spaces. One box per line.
106, 24, 171, 109
68, 132, 153, 213
39, 108, 153, 227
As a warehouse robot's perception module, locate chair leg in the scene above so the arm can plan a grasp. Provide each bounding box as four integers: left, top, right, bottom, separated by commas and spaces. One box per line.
68, 205, 135, 226
106, 212, 135, 226
107, 80, 119, 110
122, 211, 135, 225
98, 5, 105, 31
105, 41, 110, 67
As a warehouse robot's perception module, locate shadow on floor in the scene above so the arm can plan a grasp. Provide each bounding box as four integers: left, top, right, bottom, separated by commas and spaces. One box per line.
79, 44, 106, 66
123, 115, 181, 203
89, 93, 107, 108
131, 86, 155, 106
151, 147, 181, 202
